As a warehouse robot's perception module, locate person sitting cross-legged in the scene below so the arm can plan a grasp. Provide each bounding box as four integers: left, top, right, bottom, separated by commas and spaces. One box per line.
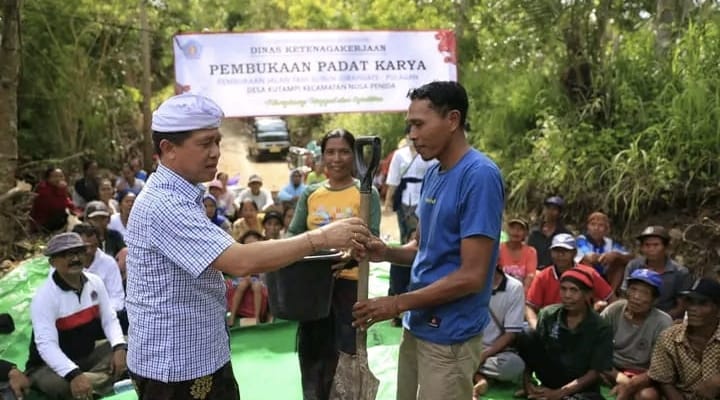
473, 265, 526, 399
516, 268, 613, 400
648, 278, 720, 400
600, 269, 672, 400
525, 234, 615, 330
25, 233, 127, 400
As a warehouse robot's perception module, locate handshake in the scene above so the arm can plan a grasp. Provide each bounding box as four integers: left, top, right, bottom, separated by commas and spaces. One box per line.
309, 217, 387, 262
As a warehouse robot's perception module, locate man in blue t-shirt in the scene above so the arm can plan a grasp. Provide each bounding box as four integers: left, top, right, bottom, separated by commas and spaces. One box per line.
354, 81, 505, 400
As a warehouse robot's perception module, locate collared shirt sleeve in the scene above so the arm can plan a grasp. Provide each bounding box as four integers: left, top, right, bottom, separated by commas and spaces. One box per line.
648, 328, 678, 384
30, 287, 79, 378
261, 189, 275, 210
149, 197, 234, 278
526, 272, 544, 309
90, 274, 126, 348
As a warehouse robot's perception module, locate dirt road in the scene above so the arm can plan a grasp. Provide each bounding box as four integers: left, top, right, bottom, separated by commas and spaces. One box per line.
217, 120, 400, 242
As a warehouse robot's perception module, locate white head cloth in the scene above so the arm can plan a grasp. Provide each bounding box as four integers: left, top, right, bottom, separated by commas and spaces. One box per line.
151, 93, 224, 133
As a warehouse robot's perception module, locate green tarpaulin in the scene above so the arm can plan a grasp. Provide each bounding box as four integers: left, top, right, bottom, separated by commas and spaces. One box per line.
1, 258, 520, 400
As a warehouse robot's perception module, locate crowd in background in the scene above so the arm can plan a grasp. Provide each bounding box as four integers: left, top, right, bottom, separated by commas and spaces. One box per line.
3, 133, 720, 400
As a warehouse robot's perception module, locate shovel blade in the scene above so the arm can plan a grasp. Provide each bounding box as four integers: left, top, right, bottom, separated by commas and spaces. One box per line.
330, 352, 379, 400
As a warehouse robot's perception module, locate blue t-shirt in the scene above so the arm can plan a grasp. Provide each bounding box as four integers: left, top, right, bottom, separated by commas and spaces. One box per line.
404, 149, 504, 345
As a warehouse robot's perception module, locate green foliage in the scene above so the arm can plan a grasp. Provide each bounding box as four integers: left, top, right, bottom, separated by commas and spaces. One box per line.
15, 0, 720, 233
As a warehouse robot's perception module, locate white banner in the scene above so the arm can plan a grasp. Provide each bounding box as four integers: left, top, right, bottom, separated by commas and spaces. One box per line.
173, 30, 458, 117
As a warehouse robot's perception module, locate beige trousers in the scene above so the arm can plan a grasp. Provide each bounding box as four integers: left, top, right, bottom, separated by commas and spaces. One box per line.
397, 328, 484, 400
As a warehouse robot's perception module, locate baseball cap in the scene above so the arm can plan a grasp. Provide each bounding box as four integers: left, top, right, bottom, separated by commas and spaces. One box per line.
636, 226, 670, 242
544, 196, 565, 208
248, 174, 263, 184
680, 278, 720, 305
44, 232, 87, 256
507, 218, 529, 230
550, 233, 576, 250
560, 268, 594, 290
626, 269, 663, 295
84, 201, 110, 219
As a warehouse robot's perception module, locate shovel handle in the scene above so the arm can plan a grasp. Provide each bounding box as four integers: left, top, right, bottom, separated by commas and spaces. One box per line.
353, 136, 382, 194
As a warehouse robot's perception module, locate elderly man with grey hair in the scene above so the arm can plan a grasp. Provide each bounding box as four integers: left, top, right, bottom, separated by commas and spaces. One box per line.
26, 232, 127, 400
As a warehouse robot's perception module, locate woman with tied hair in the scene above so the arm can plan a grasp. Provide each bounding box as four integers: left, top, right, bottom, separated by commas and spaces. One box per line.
203, 194, 232, 234
287, 128, 381, 400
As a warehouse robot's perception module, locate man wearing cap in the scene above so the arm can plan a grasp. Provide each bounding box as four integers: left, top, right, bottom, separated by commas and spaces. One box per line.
517, 268, 613, 400
84, 200, 126, 260
648, 278, 720, 400
237, 174, 275, 211
575, 211, 632, 292
526, 233, 615, 330
600, 269, 672, 400
622, 226, 691, 320
84, 200, 128, 283
26, 232, 127, 400
528, 196, 572, 267
125, 93, 370, 398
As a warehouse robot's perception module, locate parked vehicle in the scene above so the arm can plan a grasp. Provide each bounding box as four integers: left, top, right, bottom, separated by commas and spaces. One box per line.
247, 117, 291, 161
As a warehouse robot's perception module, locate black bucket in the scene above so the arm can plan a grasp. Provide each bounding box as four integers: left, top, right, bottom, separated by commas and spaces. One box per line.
265, 250, 344, 321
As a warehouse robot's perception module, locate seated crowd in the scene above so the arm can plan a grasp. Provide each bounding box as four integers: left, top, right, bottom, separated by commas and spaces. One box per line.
4, 162, 719, 400
475, 195, 720, 400
4, 158, 303, 399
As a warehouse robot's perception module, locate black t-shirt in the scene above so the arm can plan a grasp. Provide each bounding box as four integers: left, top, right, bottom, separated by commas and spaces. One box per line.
102, 229, 126, 258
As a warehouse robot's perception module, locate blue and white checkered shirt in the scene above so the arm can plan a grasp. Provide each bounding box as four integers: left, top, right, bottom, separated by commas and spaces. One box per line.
125, 163, 235, 382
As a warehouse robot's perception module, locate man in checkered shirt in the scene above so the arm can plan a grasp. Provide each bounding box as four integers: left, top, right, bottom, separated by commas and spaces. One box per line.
124, 93, 371, 399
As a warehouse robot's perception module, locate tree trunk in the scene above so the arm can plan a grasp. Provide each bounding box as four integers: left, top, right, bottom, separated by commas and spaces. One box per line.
0, 0, 22, 255
655, 0, 694, 56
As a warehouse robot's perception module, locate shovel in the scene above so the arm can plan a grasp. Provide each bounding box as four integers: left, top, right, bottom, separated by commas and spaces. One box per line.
329, 136, 382, 400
